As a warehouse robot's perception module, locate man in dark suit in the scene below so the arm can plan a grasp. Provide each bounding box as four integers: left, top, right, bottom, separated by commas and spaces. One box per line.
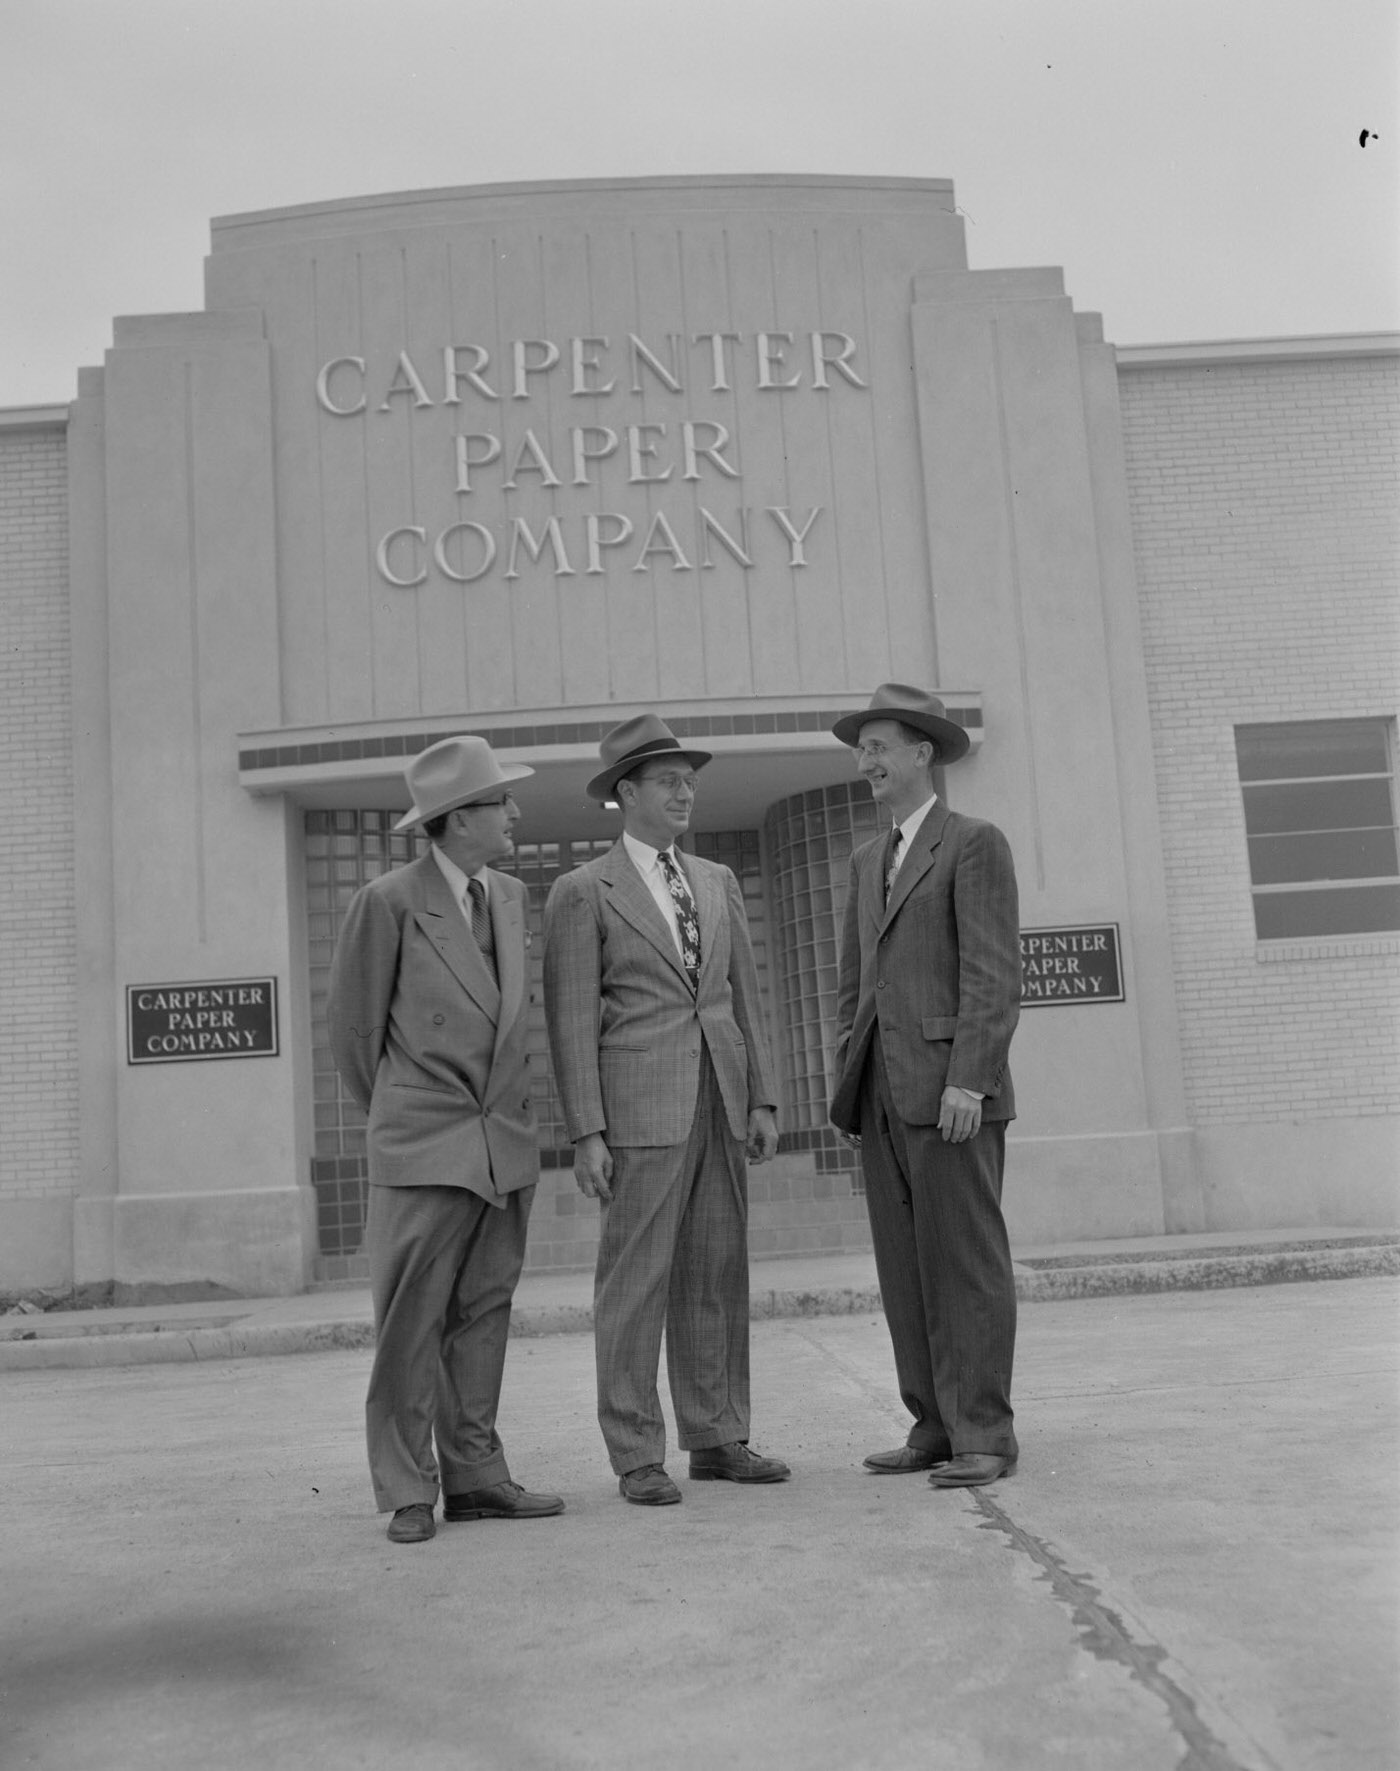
543, 715, 790, 1506
829, 684, 1023, 1488
328, 735, 564, 1542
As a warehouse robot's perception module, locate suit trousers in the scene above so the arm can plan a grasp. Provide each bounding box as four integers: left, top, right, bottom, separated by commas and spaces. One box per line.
859, 1037, 1018, 1461
593, 1052, 750, 1475
365, 1180, 533, 1512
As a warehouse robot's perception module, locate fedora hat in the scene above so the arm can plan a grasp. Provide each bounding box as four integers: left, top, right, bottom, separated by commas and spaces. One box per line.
831, 683, 970, 763
586, 714, 713, 802
394, 735, 534, 831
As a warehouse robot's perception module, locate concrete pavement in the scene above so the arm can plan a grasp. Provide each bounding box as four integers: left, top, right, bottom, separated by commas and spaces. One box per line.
3, 1227, 1397, 1370
2, 1274, 1396, 1770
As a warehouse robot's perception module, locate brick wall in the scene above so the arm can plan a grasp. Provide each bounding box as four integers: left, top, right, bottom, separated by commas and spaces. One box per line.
1119, 352, 1400, 1125
0, 423, 80, 1204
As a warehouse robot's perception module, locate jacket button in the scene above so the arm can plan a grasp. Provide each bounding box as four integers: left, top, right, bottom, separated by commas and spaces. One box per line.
876, 980, 886, 990
432, 1013, 445, 1024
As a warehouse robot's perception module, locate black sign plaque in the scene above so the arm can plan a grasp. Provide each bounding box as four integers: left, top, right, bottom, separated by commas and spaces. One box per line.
1019, 926, 1123, 1007
127, 977, 279, 1064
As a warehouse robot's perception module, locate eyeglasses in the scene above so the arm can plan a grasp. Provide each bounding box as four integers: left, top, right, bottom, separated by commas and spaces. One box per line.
851, 740, 920, 761
638, 772, 699, 794
462, 792, 517, 810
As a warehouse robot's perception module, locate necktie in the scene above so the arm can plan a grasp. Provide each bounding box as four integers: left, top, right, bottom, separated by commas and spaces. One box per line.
885, 827, 903, 902
467, 878, 497, 983
658, 851, 701, 990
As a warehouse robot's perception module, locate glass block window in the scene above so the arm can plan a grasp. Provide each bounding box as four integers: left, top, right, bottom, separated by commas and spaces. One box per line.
764, 783, 884, 1174
1235, 719, 1400, 940
690, 828, 769, 1011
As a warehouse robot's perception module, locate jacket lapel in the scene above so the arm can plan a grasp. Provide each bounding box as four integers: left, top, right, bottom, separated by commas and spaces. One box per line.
413, 856, 502, 1023
488, 869, 525, 1035
601, 840, 692, 987
882, 800, 950, 926
687, 854, 722, 990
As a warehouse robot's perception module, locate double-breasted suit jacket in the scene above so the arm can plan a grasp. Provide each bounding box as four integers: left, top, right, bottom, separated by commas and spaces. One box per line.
830, 801, 1020, 1135
329, 853, 537, 1201
543, 841, 776, 1148
327, 851, 541, 1514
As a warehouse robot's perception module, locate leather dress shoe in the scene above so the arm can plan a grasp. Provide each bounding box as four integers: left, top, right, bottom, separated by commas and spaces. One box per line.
689, 1442, 791, 1484
619, 1464, 682, 1506
386, 1502, 436, 1543
443, 1480, 565, 1521
926, 1453, 1017, 1488
863, 1445, 948, 1474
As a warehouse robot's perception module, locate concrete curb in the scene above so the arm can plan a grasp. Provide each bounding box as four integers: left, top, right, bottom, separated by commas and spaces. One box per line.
1014, 1242, 1400, 1302
2, 1240, 1395, 1372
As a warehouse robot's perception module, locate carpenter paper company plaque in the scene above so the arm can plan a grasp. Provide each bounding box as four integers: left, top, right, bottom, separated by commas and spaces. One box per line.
1019, 927, 1123, 1006
127, 977, 279, 1063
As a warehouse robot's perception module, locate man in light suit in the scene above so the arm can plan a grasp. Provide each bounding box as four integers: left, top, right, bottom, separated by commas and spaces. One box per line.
328, 735, 564, 1542
830, 684, 1023, 1488
543, 715, 790, 1505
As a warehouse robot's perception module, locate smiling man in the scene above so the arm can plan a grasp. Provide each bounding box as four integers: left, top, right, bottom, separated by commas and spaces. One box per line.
328, 735, 564, 1542
543, 714, 789, 1505
829, 684, 1023, 1490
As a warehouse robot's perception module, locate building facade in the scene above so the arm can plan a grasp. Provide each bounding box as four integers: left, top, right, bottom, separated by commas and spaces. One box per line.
1, 175, 1395, 1300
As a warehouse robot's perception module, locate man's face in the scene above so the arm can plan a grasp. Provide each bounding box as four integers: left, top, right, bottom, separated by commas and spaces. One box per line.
853, 719, 932, 810
451, 792, 520, 867
622, 762, 699, 848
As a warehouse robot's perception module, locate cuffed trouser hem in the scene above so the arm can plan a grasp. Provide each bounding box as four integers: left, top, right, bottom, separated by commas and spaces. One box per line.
441, 1454, 511, 1499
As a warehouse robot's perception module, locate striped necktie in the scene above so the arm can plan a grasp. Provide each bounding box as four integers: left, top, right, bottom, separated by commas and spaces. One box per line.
467, 877, 497, 982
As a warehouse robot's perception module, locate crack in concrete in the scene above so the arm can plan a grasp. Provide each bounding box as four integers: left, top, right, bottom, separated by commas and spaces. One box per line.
974, 1495, 1277, 1771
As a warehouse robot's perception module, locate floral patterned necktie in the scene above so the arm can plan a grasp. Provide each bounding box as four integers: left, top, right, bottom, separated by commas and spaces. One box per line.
658, 850, 701, 990
885, 828, 903, 903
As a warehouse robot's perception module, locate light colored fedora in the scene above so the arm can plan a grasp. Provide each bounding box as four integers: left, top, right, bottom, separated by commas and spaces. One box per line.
585, 714, 713, 802
394, 735, 534, 831
831, 683, 970, 763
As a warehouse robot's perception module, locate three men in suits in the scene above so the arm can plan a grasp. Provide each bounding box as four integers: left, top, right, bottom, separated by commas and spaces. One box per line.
829, 684, 1023, 1488
328, 735, 564, 1542
543, 715, 790, 1505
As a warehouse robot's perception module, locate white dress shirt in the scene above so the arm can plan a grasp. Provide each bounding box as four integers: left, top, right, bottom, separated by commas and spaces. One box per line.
622, 830, 688, 962
431, 843, 488, 929
889, 792, 938, 884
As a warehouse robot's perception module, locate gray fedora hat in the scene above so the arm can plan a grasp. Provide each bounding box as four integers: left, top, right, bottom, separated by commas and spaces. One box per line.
585, 713, 713, 802
831, 683, 970, 762
394, 735, 534, 831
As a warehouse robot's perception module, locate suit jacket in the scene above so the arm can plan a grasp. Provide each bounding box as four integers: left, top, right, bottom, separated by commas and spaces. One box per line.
326, 853, 538, 1200
542, 840, 777, 1147
830, 801, 1021, 1134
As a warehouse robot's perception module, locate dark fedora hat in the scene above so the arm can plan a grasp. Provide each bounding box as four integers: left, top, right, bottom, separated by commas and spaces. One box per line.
831, 683, 970, 763
586, 714, 713, 802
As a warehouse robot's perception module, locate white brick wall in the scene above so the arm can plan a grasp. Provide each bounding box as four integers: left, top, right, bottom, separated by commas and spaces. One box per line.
1120, 353, 1400, 1125
0, 426, 79, 1202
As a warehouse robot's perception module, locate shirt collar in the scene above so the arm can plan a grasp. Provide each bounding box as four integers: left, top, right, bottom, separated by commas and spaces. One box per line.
431, 844, 488, 903
895, 792, 939, 847
622, 830, 678, 875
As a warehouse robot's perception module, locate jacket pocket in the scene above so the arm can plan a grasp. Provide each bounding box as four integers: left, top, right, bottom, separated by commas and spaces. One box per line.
921, 1016, 958, 1042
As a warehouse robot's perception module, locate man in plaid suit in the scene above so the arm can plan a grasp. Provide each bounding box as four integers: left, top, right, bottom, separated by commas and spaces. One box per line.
829, 684, 1023, 1489
543, 715, 790, 1505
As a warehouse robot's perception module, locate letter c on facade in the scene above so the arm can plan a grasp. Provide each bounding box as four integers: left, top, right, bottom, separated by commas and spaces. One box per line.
376, 526, 428, 587
315, 357, 367, 415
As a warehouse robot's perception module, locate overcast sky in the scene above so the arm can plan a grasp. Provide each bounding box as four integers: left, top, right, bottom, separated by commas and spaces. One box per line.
3, 0, 1396, 408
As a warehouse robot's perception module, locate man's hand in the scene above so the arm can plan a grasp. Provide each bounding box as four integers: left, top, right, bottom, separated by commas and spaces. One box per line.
937, 1086, 983, 1144
746, 1107, 779, 1164
573, 1132, 614, 1201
